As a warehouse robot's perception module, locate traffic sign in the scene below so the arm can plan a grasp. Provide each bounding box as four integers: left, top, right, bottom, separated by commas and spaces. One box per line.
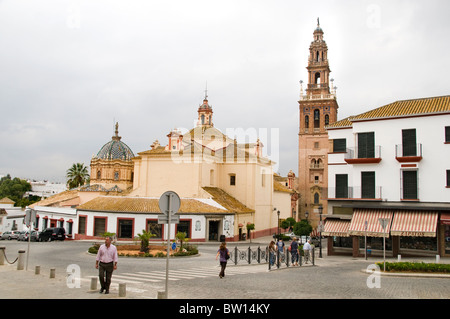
159, 191, 181, 216
378, 218, 390, 230
157, 215, 180, 224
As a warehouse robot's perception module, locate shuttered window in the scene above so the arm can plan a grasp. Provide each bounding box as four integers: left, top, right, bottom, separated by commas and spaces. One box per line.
361, 171, 375, 198
333, 139, 347, 153
358, 132, 375, 158
335, 174, 348, 198
402, 129, 416, 157
447, 170, 450, 187
402, 170, 418, 200
94, 217, 106, 236
446, 126, 450, 143
78, 216, 86, 235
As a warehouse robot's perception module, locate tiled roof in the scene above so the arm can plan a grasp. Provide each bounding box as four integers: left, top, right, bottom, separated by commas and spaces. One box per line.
77, 196, 230, 214
0, 197, 15, 204
352, 95, 450, 121
326, 95, 450, 129
202, 187, 255, 214
29, 190, 80, 208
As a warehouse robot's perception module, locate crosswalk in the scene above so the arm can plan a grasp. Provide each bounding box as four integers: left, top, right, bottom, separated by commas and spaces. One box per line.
83, 265, 268, 288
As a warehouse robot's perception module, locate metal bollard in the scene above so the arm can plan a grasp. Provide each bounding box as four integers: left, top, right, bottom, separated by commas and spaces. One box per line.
90, 277, 97, 290
17, 250, 25, 270
118, 283, 126, 297
398, 255, 401, 262
436, 255, 440, 264
0, 246, 5, 266
35, 265, 40, 275
50, 268, 56, 278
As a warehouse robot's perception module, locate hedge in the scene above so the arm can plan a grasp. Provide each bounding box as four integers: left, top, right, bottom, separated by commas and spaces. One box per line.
376, 261, 450, 274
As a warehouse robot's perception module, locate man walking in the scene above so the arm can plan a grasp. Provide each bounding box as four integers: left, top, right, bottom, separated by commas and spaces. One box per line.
95, 236, 118, 294
303, 239, 312, 264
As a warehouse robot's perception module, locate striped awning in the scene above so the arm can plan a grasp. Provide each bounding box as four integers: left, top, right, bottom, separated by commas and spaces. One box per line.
348, 209, 393, 238
391, 211, 438, 237
322, 219, 350, 237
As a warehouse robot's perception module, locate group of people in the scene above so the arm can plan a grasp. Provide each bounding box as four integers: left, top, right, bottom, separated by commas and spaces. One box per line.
268, 237, 312, 267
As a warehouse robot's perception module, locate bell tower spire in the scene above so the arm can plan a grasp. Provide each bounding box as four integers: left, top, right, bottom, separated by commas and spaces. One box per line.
197, 86, 213, 128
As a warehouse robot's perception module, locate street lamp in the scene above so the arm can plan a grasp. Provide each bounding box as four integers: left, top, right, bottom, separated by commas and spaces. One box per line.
277, 210, 280, 235
305, 211, 309, 220
318, 205, 323, 258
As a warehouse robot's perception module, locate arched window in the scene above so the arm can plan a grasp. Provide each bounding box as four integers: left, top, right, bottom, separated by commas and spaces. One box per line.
325, 114, 329, 126
97, 170, 101, 179
314, 109, 320, 128
201, 114, 205, 125
315, 72, 321, 84
305, 115, 309, 128
314, 193, 320, 204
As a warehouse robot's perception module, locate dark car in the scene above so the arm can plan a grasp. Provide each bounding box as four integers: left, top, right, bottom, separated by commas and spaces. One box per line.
38, 227, 66, 241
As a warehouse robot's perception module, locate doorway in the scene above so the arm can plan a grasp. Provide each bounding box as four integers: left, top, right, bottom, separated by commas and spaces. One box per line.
208, 220, 220, 241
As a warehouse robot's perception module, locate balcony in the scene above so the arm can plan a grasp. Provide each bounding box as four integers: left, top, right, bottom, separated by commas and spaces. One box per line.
395, 144, 423, 162
344, 146, 382, 164
327, 186, 383, 201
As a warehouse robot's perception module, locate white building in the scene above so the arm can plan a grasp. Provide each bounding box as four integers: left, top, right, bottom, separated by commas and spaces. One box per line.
325, 95, 450, 257
26, 180, 67, 199
0, 197, 25, 233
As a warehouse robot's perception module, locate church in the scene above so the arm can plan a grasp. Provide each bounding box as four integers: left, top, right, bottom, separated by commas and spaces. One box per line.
30, 94, 295, 242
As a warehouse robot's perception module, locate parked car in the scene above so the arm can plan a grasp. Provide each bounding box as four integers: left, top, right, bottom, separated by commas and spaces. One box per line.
38, 227, 66, 241
1, 231, 19, 240
18, 230, 39, 241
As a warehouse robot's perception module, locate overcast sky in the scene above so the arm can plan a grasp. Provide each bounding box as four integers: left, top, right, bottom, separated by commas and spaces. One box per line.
1, 0, 449, 183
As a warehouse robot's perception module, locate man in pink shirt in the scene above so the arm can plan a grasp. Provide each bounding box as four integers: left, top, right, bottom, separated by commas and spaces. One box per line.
95, 236, 118, 294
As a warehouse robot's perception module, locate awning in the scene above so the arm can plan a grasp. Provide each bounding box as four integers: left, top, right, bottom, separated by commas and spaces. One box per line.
440, 213, 450, 225
348, 209, 393, 237
391, 211, 438, 237
322, 219, 350, 237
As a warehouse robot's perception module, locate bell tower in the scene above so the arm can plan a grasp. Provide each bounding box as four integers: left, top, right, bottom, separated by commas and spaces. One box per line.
297, 19, 339, 228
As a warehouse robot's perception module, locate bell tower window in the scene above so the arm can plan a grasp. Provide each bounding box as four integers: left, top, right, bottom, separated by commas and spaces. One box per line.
314, 109, 320, 128
315, 72, 321, 84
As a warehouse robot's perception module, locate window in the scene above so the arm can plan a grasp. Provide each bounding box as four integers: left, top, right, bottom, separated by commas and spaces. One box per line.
97, 170, 101, 179
402, 170, 418, 200
314, 109, 320, 128
146, 220, 162, 239
335, 174, 348, 198
305, 115, 309, 128
229, 174, 236, 186
118, 219, 133, 238
358, 132, 375, 158
94, 217, 106, 237
210, 169, 214, 186
333, 139, 347, 152
361, 171, 375, 198
447, 170, 450, 187
446, 126, 450, 143
176, 220, 191, 238
402, 129, 417, 157
325, 114, 329, 126
114, 171, 119, 181
314, 193, 320, 204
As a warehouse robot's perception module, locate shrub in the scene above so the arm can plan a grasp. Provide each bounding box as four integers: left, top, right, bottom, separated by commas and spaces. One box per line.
376, 261, 450, 273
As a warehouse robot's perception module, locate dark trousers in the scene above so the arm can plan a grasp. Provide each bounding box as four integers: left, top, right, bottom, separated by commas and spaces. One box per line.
99, 262, 114, 291
219, 261, 227, 277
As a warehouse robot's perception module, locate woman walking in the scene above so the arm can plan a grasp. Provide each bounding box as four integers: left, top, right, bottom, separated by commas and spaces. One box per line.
268, 240, 276, 267
216, 242, 230, 278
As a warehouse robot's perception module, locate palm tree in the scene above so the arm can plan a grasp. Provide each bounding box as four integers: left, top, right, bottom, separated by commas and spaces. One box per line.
66, 163, 90, 189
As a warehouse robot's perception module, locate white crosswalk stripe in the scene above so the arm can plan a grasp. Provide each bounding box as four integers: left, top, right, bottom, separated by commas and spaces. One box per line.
85, 265, 267, 286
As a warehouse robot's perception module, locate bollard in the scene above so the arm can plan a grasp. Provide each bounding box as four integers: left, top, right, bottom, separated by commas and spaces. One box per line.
398, 255, 401, 262
436, 255, 440, 264
50, 268, 56, 278
17, 250, 25, 270
90, 277, 97, 290
0, 246, 5, 266
35, 265, 40, 275
118, 283, 126, 297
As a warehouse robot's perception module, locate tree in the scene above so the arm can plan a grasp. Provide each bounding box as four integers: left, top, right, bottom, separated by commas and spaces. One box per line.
137, 230, 155, 253
0, 174, 34, 208
175, 231, 190, 250
293, 220, 313, 237
66, 163, 90, 189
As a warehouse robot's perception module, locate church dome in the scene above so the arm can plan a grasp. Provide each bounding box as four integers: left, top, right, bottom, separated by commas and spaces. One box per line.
95, 123, 135, 161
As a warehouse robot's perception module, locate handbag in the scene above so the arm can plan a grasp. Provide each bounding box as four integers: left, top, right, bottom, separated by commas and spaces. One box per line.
225, 252, 230, 260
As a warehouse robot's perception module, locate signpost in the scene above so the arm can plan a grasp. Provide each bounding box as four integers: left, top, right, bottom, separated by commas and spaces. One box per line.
24, 209, 36, 271
378, 218, 390, 272
158, 191, 181, 299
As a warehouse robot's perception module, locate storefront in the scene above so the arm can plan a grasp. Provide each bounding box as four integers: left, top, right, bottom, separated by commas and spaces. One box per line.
324, 208, 446, 257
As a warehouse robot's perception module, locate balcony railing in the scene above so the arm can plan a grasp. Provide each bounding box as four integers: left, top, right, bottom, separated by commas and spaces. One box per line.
328, 186, 383, 200
395, 144, 423, 162
344, 146, 382, 164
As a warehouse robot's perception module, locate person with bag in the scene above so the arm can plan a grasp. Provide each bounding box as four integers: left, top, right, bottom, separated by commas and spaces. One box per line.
290, 237, 299, 266
215, 242, 230, 278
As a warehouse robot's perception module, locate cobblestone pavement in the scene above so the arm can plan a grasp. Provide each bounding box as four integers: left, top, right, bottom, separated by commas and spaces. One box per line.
1, 248, 449, 300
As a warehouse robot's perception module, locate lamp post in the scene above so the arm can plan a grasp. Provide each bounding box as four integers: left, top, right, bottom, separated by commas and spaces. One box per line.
305, 211, 309, 221
318, 205, 323, 258
277, 210, 280, 235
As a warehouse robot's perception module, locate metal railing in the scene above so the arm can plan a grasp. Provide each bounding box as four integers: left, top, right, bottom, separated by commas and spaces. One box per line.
229, 246, 315, 270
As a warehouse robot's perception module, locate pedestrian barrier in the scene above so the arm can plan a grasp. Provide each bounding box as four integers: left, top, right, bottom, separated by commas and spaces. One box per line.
0, 246, 19, 265
228, 246, 315, 270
